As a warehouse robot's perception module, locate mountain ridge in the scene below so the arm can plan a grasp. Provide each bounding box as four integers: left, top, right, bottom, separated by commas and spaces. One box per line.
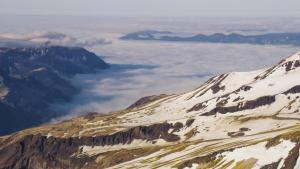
0, 46, 109, 136
121, 30, 300, 46
1, 52, 300, 168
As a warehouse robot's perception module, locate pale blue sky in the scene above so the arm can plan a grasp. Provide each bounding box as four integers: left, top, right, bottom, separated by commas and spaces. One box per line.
1, 0, 299, 17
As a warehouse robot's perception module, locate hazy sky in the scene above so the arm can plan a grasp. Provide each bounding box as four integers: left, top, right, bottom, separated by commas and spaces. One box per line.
1, 0, 300, 17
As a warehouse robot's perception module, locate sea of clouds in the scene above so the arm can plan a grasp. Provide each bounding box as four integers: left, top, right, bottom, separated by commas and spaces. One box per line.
1, 16, 300, 121
53, 40, 300, 120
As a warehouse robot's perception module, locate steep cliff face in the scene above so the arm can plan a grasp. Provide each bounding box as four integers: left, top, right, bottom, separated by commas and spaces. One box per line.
0, 122, 183, 169
0, 46, 109, 135
1, 52, 300, 169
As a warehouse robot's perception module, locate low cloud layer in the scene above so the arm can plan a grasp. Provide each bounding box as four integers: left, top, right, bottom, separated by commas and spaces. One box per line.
51, 39, 300, 122
2, 17, 300, 123
0, 31, 111, 47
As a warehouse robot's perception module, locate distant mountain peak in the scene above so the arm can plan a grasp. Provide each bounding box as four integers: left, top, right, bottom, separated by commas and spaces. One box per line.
121, 30, 300, 46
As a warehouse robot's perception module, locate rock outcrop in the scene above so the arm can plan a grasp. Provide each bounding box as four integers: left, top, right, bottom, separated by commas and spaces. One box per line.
0, 122, 182, 169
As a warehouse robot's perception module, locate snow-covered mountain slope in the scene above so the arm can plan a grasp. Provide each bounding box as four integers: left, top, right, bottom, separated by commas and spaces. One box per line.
1, 52, 300, 169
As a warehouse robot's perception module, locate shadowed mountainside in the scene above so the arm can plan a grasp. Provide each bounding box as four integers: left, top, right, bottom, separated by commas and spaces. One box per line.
0, 46, 109, 135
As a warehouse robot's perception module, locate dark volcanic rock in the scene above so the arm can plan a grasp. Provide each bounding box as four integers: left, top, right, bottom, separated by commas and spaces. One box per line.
0, 46, 109, 135
185, 119, 195, 127
284, 85, 300, 95
210, 74, 227, 94
202, 95, 276, 116
187, 102, 207, 112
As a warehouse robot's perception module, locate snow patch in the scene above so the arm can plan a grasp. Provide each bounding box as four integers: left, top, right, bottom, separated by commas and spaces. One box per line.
222, 140, 295, 168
